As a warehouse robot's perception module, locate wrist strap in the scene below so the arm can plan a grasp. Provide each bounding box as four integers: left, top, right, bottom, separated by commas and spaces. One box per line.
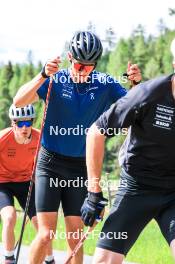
88, 192, 103, 203
41, 65, 49, 78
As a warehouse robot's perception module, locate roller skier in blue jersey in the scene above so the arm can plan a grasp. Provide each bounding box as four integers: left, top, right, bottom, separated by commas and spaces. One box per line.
14, 31, 141, 264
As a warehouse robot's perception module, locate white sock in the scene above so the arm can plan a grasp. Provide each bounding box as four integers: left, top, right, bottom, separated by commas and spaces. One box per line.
4, 249, 15, 257
45, 255, 54, 262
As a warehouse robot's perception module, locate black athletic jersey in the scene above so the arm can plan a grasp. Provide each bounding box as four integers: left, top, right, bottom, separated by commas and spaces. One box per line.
96, 74, 175, 189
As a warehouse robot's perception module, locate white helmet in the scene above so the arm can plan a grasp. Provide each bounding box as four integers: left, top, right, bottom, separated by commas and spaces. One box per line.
170, 38, 175, 64
9, 104, 36, 120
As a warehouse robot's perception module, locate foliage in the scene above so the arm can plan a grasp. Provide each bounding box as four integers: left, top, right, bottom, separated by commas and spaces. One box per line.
0, 25, 175, 178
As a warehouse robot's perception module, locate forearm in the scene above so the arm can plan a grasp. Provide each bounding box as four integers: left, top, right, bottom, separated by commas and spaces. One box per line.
86, 124, 105, 193
13, 73, 46, 107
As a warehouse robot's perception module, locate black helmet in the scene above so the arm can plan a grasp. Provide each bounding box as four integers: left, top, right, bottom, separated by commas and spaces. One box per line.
69, 31, 103, 63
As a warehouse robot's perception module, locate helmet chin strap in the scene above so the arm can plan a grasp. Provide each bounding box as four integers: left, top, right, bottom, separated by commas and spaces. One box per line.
28, 133, 32, 139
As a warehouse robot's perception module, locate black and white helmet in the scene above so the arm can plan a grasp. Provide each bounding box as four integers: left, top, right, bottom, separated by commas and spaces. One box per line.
69, 31, 103, 63
9, 104, 36, 120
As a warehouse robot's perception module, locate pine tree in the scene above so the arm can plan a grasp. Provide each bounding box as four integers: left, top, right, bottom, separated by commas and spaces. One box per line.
0, 61, 14, 128
107, 38, 130, 78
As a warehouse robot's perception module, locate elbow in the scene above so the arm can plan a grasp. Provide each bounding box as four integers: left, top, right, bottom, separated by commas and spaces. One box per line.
13, 96, 21, 107
87, 123, 105, 142
86, 124, 105, 161
87, 123, 98, 138
13, 96, 18, 107
13, 95, 26, 108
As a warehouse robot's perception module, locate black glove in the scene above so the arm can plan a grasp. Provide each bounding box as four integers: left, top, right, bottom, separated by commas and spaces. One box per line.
81, 192, 108, 227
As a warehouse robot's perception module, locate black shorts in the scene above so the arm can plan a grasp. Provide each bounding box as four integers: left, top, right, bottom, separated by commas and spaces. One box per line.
0, 181, 36, 219
35, 147, 87, 217
97, 171, 175, 255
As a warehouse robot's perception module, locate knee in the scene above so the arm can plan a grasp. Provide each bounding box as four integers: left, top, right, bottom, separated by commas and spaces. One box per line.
170, 239, 175, 258
38, 229, 53, 246
93, 248, 124, 264
31, 216, 38, 230
2, 212, 16, 228
66, 230, 82, 249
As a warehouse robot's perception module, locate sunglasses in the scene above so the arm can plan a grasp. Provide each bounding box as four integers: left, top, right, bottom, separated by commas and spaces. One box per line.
15, 120, 33, 128
72, 61, 96, 72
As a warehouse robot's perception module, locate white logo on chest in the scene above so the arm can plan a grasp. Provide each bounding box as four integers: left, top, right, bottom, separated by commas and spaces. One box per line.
90, 93, 95, 100
153, 104, 175, 130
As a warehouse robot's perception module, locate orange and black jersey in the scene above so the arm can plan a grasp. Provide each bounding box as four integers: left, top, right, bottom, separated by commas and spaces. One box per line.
0, 128, 40, 183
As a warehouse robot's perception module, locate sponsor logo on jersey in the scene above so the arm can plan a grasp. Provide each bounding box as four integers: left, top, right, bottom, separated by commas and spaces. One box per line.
153, 104, 175, 130
90, 93, 95, 100
61, 84, 74, 100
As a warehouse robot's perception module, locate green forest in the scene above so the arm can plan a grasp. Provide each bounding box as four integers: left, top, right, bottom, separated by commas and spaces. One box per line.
0, 17, 175, 178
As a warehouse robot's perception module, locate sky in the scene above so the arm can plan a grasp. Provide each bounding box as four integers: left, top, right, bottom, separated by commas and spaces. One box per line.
0, 0, 175, 64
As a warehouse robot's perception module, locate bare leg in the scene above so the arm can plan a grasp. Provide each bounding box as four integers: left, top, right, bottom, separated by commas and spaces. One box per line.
1, 206, 17, 251
170, 239, 175, 259
31, 215, 53, 258
29, 212, 58, 264
65, 216, 84, 264
92, 248, 124, 264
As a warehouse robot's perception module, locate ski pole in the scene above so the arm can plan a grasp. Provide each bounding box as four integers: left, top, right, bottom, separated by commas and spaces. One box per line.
15, 76, 54, 263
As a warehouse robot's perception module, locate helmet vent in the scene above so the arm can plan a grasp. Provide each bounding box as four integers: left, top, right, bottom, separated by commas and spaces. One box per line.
9, 104, 36, 120
69, 31, 103, 63
21, 108, 25, 116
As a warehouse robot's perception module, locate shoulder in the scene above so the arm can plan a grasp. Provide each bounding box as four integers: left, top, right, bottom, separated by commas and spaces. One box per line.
32, 128, 40, 139
39, 69, 69, 90
92, 71, 122, 85
136, 74, 172, 97
90, 71, 120, 87
121, 74, 172, 107
91, 71, 126, 99
0, 127, 13, 139
91, 71, 110, 82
